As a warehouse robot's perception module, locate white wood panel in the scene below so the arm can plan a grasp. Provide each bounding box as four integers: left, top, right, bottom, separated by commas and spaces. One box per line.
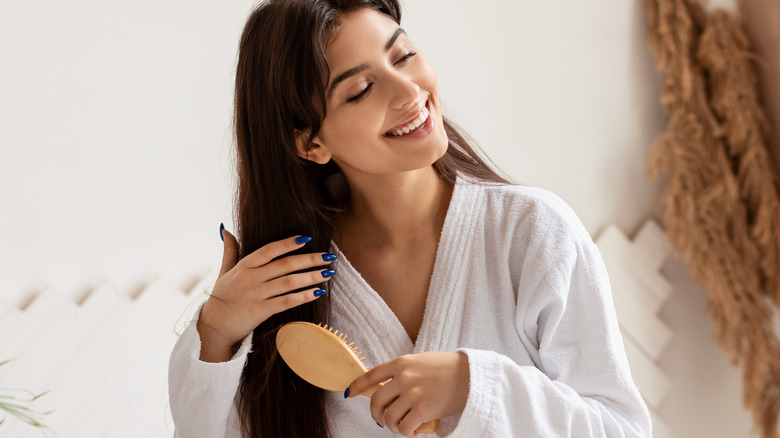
634, 220, 673, 272
623, 331, 671, 408
37, 284, 125, 389
7, 289, 136, 435
0, 290, 79, 387
0, 290, 75, 381
75, 282, 190, 437
598, 224, 669, 309
609, 267, 673, 359
100, 332, 178, 438
82, 326, 177, 437
40, 295, 134, 431
595, 219, 674, 430
597, 223, 673, 359
0, 278, 207, 437
56, 279, 183, 435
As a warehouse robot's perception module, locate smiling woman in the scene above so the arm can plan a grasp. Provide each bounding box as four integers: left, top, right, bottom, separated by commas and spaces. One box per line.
293, 8, 449, 178
167, 1, 652, 437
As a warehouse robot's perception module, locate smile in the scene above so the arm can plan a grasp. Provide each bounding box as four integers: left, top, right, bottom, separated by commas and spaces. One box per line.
389, 106, 429, 136
386, 102, 430, 137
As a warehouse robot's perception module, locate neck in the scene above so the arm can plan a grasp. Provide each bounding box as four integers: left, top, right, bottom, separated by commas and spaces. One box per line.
336, 167, 453, 249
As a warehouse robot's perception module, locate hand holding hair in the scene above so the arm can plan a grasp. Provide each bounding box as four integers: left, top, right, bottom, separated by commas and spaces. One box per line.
196, 225, 336, 363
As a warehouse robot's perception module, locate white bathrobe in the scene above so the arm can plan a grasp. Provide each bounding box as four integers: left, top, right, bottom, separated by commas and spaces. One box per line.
168, 177, 652, 437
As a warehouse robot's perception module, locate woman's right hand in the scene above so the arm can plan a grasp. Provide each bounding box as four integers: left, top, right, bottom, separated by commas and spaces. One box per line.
197, 226, 336, 362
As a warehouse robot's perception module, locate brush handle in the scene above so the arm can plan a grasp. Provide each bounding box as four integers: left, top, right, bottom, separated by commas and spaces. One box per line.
358, 384, 440, 434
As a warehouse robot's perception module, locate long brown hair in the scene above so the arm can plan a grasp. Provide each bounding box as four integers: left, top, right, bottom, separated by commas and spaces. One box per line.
232, 0, 509, 436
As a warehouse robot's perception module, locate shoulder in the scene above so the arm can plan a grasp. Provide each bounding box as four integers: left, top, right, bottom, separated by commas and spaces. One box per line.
457, 176, 589, 241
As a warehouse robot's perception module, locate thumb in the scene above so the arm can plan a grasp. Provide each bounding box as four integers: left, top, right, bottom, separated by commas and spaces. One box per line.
218, 223, 239, 277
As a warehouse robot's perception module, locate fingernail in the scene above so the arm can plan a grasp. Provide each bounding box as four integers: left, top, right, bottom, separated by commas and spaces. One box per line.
376, 422, 384, 428
295, 235, 312, 245
344, 387, 350, 398
219, 223, 225, 241
321, 269, 336, 278
322, 253, 337, 262
314, 289, 327, 297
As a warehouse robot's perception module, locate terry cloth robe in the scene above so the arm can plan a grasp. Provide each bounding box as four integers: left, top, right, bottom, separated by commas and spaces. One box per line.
168, 176, 653, 437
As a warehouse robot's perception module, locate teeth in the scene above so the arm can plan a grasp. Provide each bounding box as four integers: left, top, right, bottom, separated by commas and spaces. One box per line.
391, 106, 429, 136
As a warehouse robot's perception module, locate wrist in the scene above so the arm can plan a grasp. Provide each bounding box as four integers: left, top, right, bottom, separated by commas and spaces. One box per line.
196, 320, 236, 363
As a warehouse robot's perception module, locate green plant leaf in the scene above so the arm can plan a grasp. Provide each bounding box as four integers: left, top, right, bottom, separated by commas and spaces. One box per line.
0, 358, 50, 430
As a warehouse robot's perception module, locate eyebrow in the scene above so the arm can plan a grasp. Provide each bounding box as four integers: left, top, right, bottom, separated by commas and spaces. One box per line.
327, 27, 407, 98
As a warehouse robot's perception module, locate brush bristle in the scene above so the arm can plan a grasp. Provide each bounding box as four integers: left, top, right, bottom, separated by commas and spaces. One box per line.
315, 321, 366, 364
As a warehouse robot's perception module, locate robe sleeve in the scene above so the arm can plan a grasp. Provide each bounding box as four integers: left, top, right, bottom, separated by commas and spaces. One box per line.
451, 193, 652, 437
167, 306, 251, 438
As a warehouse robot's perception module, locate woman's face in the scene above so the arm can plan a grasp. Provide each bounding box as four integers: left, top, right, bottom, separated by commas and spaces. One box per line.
303, 8, 448, 178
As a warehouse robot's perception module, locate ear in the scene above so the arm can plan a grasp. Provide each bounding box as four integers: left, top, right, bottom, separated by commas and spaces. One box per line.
295, 129, 332, 165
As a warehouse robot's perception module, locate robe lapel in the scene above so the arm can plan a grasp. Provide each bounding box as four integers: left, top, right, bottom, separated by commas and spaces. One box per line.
328, 176, 484, 365
414, 179, 483, 354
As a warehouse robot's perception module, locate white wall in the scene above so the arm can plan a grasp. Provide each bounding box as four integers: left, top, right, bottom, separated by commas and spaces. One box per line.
0, 0, 252, 304
0, 0, 758, 436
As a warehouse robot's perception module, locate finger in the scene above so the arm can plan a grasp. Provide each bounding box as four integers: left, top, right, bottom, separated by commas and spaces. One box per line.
266, 287, 327, 315
262, 269, 335, 299
368, 382, 405, 428
218, 224, 240, 277
382, 393, 412, 434
241, 235, 313, 269
347, 360, 398, 399
260, 252, 337, 282
397, 406, 429, 437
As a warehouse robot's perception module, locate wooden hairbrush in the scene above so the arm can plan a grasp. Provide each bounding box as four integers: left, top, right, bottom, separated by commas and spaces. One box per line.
276, 321, 440, 434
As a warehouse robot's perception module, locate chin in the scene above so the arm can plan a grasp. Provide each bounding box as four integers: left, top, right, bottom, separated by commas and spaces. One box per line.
428, 141, 450, 168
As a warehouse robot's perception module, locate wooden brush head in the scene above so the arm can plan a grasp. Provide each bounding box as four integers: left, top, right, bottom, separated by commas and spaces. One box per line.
276, 322, 367, 392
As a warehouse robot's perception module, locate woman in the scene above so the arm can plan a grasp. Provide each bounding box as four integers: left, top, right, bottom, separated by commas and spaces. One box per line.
168, 0, 652, 437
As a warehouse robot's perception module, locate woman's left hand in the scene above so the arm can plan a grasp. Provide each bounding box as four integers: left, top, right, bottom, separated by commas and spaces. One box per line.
345, 351, 470, 437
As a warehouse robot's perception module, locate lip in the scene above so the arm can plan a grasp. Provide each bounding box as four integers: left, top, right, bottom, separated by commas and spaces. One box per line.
384, 100, 434, 140
385, 100, 428, 135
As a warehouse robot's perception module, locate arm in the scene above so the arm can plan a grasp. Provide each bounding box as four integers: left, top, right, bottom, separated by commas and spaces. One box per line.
451, 202, 652, 437
168, 308, 252, 438
167, 226, 335, 437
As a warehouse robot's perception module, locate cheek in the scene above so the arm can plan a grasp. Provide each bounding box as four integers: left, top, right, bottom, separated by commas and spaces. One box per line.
322, 108, 382, 146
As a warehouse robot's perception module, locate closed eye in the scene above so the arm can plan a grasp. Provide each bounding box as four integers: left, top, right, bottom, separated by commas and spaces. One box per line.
345, 51, 417, 104
347, 83, 373, 103
395, 51, 417, 65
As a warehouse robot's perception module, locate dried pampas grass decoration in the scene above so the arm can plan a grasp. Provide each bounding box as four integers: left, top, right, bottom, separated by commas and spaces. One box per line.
643, 0, 780, 436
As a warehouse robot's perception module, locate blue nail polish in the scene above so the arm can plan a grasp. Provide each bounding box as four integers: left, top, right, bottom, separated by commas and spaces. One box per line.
314, 289, 327, 297
322, 253, 337, 262
321, 269, 336, 278
295, 235, 312, 245
344, 387, 350, 398
219, 223, 225, 241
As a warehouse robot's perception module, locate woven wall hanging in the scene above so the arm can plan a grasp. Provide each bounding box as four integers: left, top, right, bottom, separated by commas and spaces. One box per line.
643, 0, 780, 436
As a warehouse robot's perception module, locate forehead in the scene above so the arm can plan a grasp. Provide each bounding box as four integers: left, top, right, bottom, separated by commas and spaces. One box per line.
326, 8, 400, 67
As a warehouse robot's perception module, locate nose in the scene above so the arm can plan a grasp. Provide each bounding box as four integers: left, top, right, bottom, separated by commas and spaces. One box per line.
388, 71, 421, 110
